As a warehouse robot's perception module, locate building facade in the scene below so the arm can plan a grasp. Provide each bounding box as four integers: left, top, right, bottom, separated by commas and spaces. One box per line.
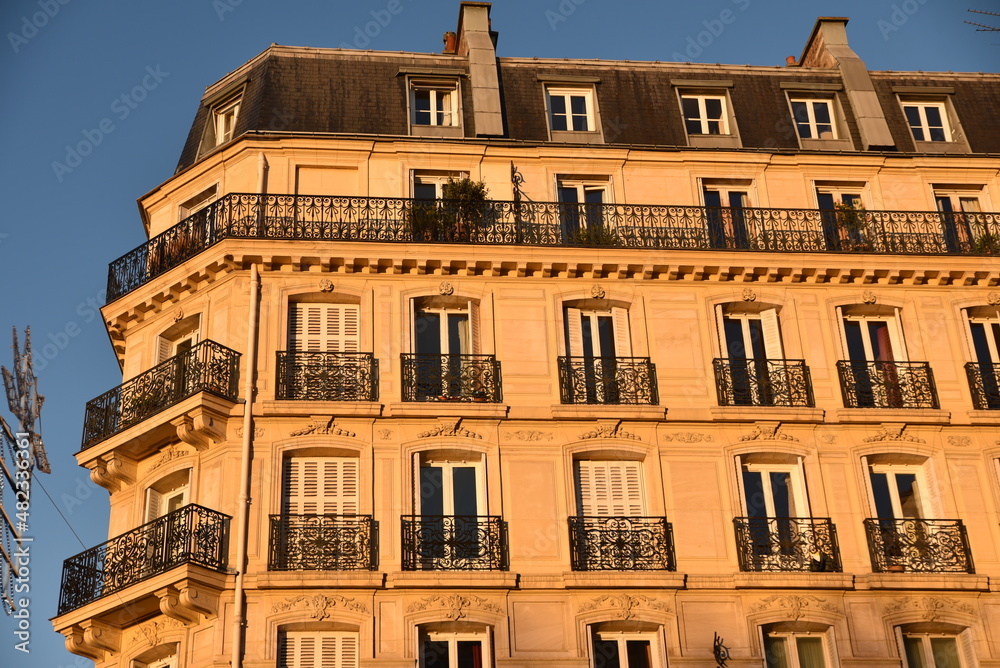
52, 4, 1000, 667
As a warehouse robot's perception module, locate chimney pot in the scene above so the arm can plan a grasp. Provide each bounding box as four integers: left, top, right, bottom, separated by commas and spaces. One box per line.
786, 55, 797, 66
443, 31, 457, 54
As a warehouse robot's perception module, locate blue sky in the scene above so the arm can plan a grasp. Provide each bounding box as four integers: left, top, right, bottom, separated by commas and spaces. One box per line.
0, 0, 995, 666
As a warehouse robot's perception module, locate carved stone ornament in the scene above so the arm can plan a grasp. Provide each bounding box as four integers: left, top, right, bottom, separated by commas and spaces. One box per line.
739, 423, 798, 442
882, 596, 975, 622
149, 444, 193, 471
662, 432, 713, 443
377, 429, 393, 440
272, 594, 369, 620
579, 421, 640, 441
820, 435, 837, 444
749, 595, 837, 621
863, 425, 925, 444
438, 281, 455, 296
407, 594, 504, 620
420, 418, 481, 439
170, 408, 225, 450
862, 289, 877, 304
741, 288, 756, 302
173, 309, 184, 322
235, 426, 264, 438
591, 284, 606, 299
290, 417, 356, 438
88, 453, 136, 492
578, 594, 672, 620
947, 435, 971, 447
122, 617, 184, 649
319, 278, 335, 292
987, 292, 1000, 306
507, 430, 553, 441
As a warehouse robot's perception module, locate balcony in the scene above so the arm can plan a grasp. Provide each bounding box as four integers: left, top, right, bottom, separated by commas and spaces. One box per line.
864, 518, 974, 573
275, 351, 378, 401
57, 504, 230, 615
713, 358, 813, 407
81, 340, 241, 449
401, 515, 507, 571
106, 192, 1000, 303
733, 517, 841, 572
568, 516, 675, 571
558, 356, 658, 405
400, 354, 502, 403
836, 360, 938, 409
268, 514, 377, 571
966, 362, 1000, 409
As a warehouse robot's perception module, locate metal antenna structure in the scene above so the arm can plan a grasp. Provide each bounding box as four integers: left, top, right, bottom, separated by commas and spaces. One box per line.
966, 9, 1000, 31
0, 327, 49, 614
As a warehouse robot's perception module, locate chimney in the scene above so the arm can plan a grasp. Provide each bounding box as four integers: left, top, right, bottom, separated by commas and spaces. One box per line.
443, 31, 457, 54
456, 2, 504, 136
785, 56, 797, 67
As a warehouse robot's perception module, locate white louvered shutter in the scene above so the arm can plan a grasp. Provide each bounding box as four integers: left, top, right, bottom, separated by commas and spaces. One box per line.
611, 307, 632, 357
575, 460, 644, 516
760, 308, 783, 360
715, 304, 729, 357
469, 300, 481, 354
283, 457, 359, 515
145, 488, 163, 523
280, 632, 359, 668
566, 307, 584, 356
289, 304, 360, 352
888, 308, 907, 362
157, 337, 172, 364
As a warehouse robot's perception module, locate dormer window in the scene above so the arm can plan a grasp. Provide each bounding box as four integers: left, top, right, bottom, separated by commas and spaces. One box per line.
674, 82, 740, 148
681, 94, 728, 135
893, 88, 969, 153
198, 83, 246, 156
411, 80, 458, 126
543, 82, 603, 143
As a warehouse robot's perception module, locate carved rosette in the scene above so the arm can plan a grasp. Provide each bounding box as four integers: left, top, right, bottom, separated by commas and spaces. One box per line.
506, 430, 553, 442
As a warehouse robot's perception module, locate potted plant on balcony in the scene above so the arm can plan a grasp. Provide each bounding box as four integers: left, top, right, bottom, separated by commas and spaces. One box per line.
835, 200, 868, 250
441, 178, 489, 242
972, 231, 1000, 254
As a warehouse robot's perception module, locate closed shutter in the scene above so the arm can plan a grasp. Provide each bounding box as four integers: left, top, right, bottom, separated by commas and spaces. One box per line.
575, 460, 644, 516
468, 300, 481, 354
280, 632, 359, 668
566, 307, 584, 356
611, 307, 632, 357
760, 308, 783, 360
289, 304, 360, 352
283, 457, 359, 515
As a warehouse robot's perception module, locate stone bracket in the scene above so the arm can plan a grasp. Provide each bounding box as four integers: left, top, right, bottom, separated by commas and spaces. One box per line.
156, 584, 218, 624
171, 406, 226, 451
87, 453, 136, 492
61, 619, 120, 660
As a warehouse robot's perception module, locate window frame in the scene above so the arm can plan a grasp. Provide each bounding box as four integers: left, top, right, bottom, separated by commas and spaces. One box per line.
415, 453, 487, 517
762, 629, 829, 668
588, 626, 666, 668
681, 93, 730, 136
789, 97, 837, 140
564, 305, 631, 358
837, 307, 908, 363
715, 305, 783, 361
407, 77, 464, 137
898, 631, 968, 668
412, 171, 469, 200
419, 626, 492, 668
212, 95, 241, 147
544, 84, 604, 142
737, 456, 810, 519
411, 296, 481, 356
278, 630, 360, 668
287, 302, 362, 353
900, 100, 952, 143
282, 455, 361, 516
144, 469, 191, 523
574, 459, 645, 517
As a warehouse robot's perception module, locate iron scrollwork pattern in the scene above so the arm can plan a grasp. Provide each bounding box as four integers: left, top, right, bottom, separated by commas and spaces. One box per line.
568, 516, 675, 571
106, 192, 1000, 303
400, 354, 502, 403
965, 362, 1000, 410
57, 504, 230, 615
713, 358, 814, 407
733, 517, 842, 572
836, 360, 939, 409
81, 340, 241, 449
401, 515, 507, 571
275, 351, 378, 401
558, 356, 658, 405
268, 514, 377, 571
864, 518, 974, 573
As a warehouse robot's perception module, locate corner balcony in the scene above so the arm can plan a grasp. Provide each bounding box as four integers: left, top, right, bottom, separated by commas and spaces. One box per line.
57, 504, 230, 616
401, 515, 507, 571
275, 351, 378, 401
864, 518, 974, 573
712, 358, 813, 407
733, 517, 841, 572
81, 340, 241, 450
558, 356, 658, 405
568, 516, 675, 571
106, 192, 1000, 303
268, 514, 377, 571
400, 354, 502, 403
836, 360, 938, 409
965, 362, 1000, 410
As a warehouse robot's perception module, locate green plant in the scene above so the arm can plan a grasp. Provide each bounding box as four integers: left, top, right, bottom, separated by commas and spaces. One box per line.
834, 200, 867, 232
441, 178, 489, 241
973, 232, 1000, 254
567, 225, 620, 247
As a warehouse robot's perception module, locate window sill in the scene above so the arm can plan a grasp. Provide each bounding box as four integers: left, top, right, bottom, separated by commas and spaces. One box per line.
912, 139, 970, 154
257, 400, 383, 417
686, 134, 741, 149
561, 571, 685, 589
799, 137, 855, 151
733, 572, 854, 589
551, 404, 666, 420
254, 571, 385, 589
710, 406, 825, 422
386, 571, 518, 589
549, 129, 604, 144
834, 408, 951, 424
966, 410, 1000, 425
410, 124, 465, 138
858, 572, 988, 591
387, 402, 509, 418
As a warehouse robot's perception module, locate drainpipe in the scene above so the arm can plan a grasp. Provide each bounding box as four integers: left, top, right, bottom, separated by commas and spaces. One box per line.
231, 262, 260, 668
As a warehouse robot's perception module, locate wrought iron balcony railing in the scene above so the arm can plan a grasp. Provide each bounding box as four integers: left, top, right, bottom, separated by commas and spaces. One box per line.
81, 340, 241, 449
268, 514, 377, 571
568, 516, 675, 571
558, 356, 658, 405
275, 351, 378, 401
864, 518, 974, 573
401, 515, 507, 571
57, 504, 230, 615
836, 360, 938, 409
733, 517, 841, 572
400, 354, 502, 402
965, 362, 1000, 410
713, 358, 813, 407
106, 192, 1000, 303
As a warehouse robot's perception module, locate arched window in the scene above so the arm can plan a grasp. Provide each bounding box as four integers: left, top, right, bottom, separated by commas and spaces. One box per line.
760, 621, 835, 668
588, 621, 665, 668
418, 622, 492, 668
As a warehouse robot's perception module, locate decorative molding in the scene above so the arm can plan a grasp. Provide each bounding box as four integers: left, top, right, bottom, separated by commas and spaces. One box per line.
861, 289, 878, 304
579, 421, 641, 441
173, 309, 184, 322
741, 287, 756, 302
987, 292, 1000, 306
578, 594, 672, 620
750, 595, 837, 621
438, 281, 455, 296
882, 596, 975, 621
155, 585, 217, 624
662, 432, 713, 443
319, 278, 335, 292
377, 429, 394, 440
272, 594, 369, 620
863, 424, 925, 444
739, 422, 798, 442
61, 621, 121, 661
123, 617, 184, 649
235, 426, 264, 438
170, 408, 225, 450
149, 444, 193, 472
591, 284, 606, 299
419, 418, 482, 440
407, 594, 504, 620
88, 453, 136, 492
947, 435, 971, 447
820, 435, 837, 444
290, 417, 356, 438
507, 430, 553, 442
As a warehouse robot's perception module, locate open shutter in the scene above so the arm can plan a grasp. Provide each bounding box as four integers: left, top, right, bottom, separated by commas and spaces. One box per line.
612, 307, 632, 357
283, 457, 359, 515
289, 304, 361, 352
888, 307, 908, 361
792, 457, 810, 517
734, 455, 749, 514
960, 309, 978, 361
760, 308, 783, 360
469, 299, 482, 354
145, 488, 162, 523
157, 337, 172, 364
566, 307, 584, 356
715, 304, 729, 358
860, 456, 877, 516
835, 306, 851, 359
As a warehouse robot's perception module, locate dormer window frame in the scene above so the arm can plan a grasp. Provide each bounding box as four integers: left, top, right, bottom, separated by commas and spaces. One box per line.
540, 76, 604, 144
673, 80, 741, 149
893, 86, 970, 154
197, 78, 248, 157
405, 72, 465, 138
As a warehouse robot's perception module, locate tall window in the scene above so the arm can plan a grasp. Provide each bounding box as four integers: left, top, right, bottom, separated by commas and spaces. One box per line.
965, 306, 1000, 408
763, 630, 828, 668
868, 463, 927, 520
566, 306, 631, 359
790, 98, 836, 139
283, 457, 359, 515
575, 460, 644, 517
558, 178, 609, 239
419, 626, 491, 668
840, 308, 905, 364
901, 101, 951, 142
703, 183, 750, 249
716, 305, 783, 406
145, 470, 190, 523
935, 189, 984, 252
901, 633, 963, 668
590, 626, 663, 668
288, 303, 360, 353
415, 453, 487, 566
546, 87, 595, 132
411, 80, 459, 127
278, 631, 359, 668
816, 186, 864, 250
413, 299, 478, 356
738, 457, 807, 521
681, 94, 728, 135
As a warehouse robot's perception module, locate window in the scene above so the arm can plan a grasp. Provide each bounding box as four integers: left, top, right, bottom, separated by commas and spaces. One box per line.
566, 306, 631, 359
901, 101, 950, 142
145, 470, 190, 523
681, 94, 727, 135
419, 626, 490, 668
790, 99, 836, 139
413, 171, 468, 200
964, 306, 1000, 408
278, 631, 359, 668
717, 306, 783, 362
558, 177, 610, 239
738, 456, 807, 520
546, 87, 595, 132
417, 454, 485, 519
703, 182, 751, 249
575, 460, 644, 517
763, 631, 827, 668
157, 315, 201, 364
178, 185, 218, 221
562, 304, 645, 404
413, 298, 479, 356
868, 463, 928, 520
816, 185, 865, 250
840, 307, 906, 364
901, 633, 964, 668
288, 303, 360, 353
283, 457, 359, 515
590, 627, 664, 668
410, 80, 459, 127
935, 189, 986, 252
212, 96, 240, 146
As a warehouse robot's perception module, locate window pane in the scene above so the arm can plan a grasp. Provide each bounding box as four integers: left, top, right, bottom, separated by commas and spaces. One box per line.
597, 315, 615, 358
904, 637, 927, 668
813, 102, 831, 124
844, 320, 866, 361
448, 313, 469, 354
456, 640, 482, 668
682, 97, 699, 119
423, 640, 451, 668
904, 106, 925, 141
625, 640, 652, 668
870, 470, 895, 519
570, 95, 588, 115
416, 311, 441, 354
420, 466, 444, 515
724, 318, 747, 359
770, 471, 792, 517
929, 637, 960, 668
414, 183, 438, 201
743, 470, 766, 518
924, 106, 942, 127
573, 114, 589, 131
415, 90, 431, 124
867, 321, 893, 361
764, 636, 789, 668
895, 473, 922, 518
705, 97, 723, 119
795, 637, 826, 668
551, 95, 567, 114
593, 638, 621, 668
452, 466, 479, 516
